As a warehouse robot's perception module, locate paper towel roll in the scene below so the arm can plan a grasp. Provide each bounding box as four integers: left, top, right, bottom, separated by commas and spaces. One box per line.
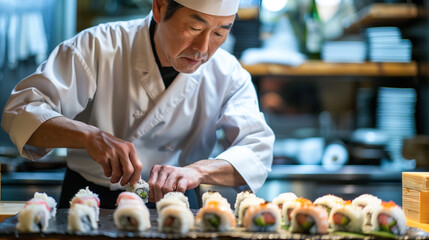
322, 142, 348, 171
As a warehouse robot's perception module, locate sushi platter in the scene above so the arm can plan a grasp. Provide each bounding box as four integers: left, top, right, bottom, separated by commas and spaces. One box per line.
0, 188, 429, 239
0, 208, 428, 239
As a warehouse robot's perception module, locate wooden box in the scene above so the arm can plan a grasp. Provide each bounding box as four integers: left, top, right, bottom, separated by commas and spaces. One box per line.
403, 187, 429, 223
402, 172, 429, 223
402, 172, 429, 191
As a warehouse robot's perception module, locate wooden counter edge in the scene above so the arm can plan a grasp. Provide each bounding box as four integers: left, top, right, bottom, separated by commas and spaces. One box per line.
0, 201, 25, 223
407, 217, 429, 232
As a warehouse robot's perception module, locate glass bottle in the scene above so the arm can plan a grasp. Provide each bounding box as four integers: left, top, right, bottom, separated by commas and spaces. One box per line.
305, 0, 322, 59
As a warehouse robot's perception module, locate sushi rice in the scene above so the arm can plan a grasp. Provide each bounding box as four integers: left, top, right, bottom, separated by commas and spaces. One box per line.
16, 194, 56, 233
158, 204, 195, 234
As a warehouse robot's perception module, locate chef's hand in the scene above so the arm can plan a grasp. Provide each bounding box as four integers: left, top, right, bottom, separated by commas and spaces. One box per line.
147, 165, 203, 202
86, 130, 142, 186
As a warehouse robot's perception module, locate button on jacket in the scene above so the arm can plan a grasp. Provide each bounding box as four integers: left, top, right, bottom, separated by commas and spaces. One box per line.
1, 13, 274, 193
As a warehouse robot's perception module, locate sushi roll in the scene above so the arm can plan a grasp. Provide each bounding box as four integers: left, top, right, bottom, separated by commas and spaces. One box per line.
125, 179, 150, 203
156, 192, 190, 213
201, 191, 229, 207
362, 201, 406, 235
272, 192, 298, 211
352, 194, 382, 209
314, 194, 345, 215
16, 197, 53, 232
114, 192, 151, 231
196, 199, 236, 232
237, 196, 265, 226
329, 200, 363, 232
282, 197, 312, 230
70, 187, 100, 221
242, 202, 281, 232
234, 190, 255, 218
116, 191, 145, 205
34, 192, 57, 218
158, 204, 195, 234
290, 203, 329, 235
68, 204, 97, 232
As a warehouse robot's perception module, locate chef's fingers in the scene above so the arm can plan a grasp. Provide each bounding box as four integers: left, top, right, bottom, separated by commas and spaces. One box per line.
163, 171, 179, 194
176, 177, 188, 193
96, 156, 112, 178
148, 165, 160, 202
153, 167, 169, 201
118, 143, 136, 186
110, 155, 123, 184
119, 157, 133, 186
128, 148, 142, 186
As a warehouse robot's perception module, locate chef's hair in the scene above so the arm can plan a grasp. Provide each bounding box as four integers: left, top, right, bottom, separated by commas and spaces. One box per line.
164, 0, 184, 21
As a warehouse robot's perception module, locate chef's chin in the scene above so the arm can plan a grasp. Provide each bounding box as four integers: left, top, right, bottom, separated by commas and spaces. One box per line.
174, 61, 203, 74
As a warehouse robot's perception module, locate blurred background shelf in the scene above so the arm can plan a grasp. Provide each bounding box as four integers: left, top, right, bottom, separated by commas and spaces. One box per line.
344, 3, 419, 34
242, 60, 418, 77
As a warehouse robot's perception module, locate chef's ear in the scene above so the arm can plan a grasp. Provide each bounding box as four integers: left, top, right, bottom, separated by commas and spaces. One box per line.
153, 0, 168, 23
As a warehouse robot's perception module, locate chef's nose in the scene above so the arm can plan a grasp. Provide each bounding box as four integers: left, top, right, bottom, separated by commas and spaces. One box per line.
191, 31, 210, 53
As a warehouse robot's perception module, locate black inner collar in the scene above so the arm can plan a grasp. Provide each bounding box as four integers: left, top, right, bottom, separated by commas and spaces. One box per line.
150, 17, 179, 89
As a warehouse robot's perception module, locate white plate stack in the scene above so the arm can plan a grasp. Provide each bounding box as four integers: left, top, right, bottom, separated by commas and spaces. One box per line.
366, 27, 412, 63
321, 41, 367, 63
376, 87, 417, 169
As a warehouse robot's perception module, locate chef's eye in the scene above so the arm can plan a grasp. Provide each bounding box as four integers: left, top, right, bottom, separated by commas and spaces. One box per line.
214, 32, 224, 37
190, 26, 201, 32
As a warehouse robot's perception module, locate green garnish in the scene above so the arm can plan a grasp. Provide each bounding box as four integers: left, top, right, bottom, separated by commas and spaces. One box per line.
139, 191, 147, 199
341, 216, 350, 226
204, 214, 220, 228
254, 216, 266, 226
300, 221, 314, 231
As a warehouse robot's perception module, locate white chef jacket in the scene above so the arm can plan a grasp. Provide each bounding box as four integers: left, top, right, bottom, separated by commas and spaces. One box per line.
1, 13, 274, 193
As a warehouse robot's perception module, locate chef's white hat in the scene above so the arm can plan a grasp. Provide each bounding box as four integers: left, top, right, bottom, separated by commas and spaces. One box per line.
174, 0, 240, 16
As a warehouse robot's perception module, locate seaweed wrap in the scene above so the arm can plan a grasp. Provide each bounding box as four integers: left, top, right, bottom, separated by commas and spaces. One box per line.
196, 199, 236, 232
114, 192, 151, 231
125, 179, 150, 203
362, 201, 406, 235
158, 204, 195, 234
16, 195, 55, 232
242, 201, 281, 232
329, 200, 363, 232
68, 204, 98, 232
290, 203, 329, 235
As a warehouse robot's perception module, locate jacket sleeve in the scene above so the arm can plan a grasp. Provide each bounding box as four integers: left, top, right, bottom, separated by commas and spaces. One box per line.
1, 41, 97, 160
214, 62, 275, 193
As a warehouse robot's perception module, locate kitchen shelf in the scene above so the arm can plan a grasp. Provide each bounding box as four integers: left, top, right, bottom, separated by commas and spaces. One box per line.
242, 60, 418, 77
344, 3, 419, 34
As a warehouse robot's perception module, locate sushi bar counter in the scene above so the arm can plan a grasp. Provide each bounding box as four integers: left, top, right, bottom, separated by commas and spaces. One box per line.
0, 208, 428, 240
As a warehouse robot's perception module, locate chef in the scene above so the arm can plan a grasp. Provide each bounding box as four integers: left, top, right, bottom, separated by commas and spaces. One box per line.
1, 0, 274, 209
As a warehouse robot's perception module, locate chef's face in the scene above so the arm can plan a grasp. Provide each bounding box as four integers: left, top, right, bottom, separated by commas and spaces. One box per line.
153, 1, 235, 73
